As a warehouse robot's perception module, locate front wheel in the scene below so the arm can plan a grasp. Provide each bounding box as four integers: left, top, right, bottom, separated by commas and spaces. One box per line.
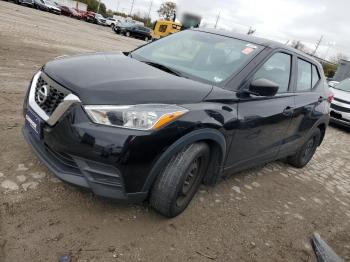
150, 142, 210, 217
287, 128, 321, 168
125, 31, 130, 37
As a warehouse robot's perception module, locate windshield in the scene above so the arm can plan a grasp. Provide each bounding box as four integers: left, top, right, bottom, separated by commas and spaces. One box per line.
334, 78, 350, 92
131, 30, 262, 85
96, 14, 103, 19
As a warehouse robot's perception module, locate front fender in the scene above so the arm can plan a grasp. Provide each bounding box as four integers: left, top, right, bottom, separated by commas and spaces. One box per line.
142, 128, 227, 192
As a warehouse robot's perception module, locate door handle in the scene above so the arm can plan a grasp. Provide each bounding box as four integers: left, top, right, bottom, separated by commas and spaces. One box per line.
283, 106, 294, 116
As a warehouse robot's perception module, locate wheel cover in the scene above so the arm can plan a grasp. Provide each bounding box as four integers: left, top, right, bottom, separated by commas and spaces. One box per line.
302, 136, 316, 161
176, 157, 202, 207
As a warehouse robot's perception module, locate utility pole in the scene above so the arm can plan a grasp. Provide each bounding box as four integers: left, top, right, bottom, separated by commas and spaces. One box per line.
147, 0, 153, 20
312, 35, 323, 56
129, 0, 135, 16
214, 11, 220, 29
247, 26, 256, 35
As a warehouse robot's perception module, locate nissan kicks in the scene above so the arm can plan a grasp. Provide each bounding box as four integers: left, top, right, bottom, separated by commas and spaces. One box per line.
23, 29, 331, 217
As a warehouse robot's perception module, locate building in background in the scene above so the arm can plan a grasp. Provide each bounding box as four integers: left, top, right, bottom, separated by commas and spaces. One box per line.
55, 0, 87, 11
334, 59, 350, 82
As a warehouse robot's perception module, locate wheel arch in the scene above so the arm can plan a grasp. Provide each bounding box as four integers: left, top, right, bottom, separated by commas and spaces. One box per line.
317, 122, 327, 146
142, 128, 227, 192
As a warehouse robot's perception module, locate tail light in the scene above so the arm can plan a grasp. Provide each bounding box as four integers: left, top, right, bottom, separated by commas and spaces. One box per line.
327, 91, 334, 103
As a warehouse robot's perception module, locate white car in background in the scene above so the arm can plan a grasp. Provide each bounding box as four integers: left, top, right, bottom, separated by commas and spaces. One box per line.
105, 17, 121, 28
330, 78, 350, 127
328, 80, 339, 88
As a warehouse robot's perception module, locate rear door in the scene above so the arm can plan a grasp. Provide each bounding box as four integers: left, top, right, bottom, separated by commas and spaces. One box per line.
283, 58, 324, 153
225, 51, 295, 170
133, 26, 143, 37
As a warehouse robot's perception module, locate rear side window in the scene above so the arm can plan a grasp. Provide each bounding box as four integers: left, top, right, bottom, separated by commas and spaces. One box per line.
297, 59, 312, 91
312, 65, 320, 88
253, 53, 291, 93
159, 25, 167, 33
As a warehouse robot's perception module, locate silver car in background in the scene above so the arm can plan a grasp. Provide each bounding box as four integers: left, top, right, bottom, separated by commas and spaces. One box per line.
330, 78, 350, 127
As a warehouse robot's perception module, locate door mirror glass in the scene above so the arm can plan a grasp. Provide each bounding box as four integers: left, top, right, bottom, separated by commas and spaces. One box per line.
249, 78, 279, 96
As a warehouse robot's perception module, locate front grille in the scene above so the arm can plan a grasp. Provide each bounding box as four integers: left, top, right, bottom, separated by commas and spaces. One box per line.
35, 74, 71, 116
334, 97, 350, 105
331, 103, 350, 113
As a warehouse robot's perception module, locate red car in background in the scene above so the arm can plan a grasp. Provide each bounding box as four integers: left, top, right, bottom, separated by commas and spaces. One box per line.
81, 11, 95, 21
60, 6, 82, 19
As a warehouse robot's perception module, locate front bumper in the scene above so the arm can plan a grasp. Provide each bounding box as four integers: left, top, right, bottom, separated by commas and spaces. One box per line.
22, 125, 148, 202
330, 101, 350, 127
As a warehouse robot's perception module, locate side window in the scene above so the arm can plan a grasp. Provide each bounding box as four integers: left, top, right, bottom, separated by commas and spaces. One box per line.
297, 59, 312, 91
312, 65, 320, 88
253, 53, 291, 93
159, 25, 168, 33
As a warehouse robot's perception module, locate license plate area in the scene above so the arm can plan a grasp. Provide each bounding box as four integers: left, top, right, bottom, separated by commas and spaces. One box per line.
25, 110, 43, 140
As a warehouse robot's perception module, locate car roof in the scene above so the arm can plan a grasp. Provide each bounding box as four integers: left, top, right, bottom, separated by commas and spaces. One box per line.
193, 28, 319, 64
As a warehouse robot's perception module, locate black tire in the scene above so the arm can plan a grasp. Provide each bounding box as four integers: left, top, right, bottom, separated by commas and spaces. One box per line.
150, 142, 210, 218
125, 31, 130, 37
287, 128, 321, 168
144, 36, 149, 42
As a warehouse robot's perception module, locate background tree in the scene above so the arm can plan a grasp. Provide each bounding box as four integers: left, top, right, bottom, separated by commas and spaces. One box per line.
157, 1, 176, 20
321, 62, 337, 78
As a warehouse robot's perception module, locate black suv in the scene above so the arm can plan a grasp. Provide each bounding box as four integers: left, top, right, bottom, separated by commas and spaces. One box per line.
23, 29, 330, 217
114, 24, 152, 41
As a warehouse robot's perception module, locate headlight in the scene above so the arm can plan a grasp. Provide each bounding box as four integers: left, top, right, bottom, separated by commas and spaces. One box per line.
84, 104, 188, 130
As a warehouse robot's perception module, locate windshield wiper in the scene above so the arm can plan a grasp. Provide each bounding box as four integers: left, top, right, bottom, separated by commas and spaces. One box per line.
142, 61, 186, 78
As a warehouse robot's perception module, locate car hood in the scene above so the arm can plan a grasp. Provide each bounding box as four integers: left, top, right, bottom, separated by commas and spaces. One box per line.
43, 52, 213, 105
331, 87, 350, 101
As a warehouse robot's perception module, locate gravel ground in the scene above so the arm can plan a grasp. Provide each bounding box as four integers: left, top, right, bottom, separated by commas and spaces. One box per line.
1, 1, 350, 261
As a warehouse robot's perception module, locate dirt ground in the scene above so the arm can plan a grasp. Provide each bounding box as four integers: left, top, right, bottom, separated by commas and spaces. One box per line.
0, 1, 350, 261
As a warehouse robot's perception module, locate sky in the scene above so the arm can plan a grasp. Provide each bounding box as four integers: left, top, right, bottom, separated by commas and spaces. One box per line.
102, 0, 350, 60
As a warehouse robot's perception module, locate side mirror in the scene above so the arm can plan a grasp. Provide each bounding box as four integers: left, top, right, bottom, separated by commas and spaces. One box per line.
249, 78, 279, 96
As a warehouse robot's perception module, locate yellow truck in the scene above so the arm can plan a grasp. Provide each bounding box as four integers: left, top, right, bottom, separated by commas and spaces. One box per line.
152, 13, 201, 40
152, 20, 182, 40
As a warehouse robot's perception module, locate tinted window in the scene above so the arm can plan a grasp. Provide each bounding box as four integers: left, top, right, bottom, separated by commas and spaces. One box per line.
297, 59, 312, 91
132, 30, 262, 85
159, 25, 167, 33
253, 53, 291, 93
312, 65, 320, 88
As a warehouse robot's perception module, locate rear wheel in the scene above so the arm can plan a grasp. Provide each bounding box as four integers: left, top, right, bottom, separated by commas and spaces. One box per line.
287, 128, 321, 168
150, 142, 210, 217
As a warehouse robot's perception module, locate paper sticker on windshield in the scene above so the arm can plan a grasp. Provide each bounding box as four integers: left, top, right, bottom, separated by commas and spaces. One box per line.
246, 43, 258, 49
242, 47, 255, 55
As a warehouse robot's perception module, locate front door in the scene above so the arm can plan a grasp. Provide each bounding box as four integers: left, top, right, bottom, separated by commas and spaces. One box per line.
225, 51, 295, 171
